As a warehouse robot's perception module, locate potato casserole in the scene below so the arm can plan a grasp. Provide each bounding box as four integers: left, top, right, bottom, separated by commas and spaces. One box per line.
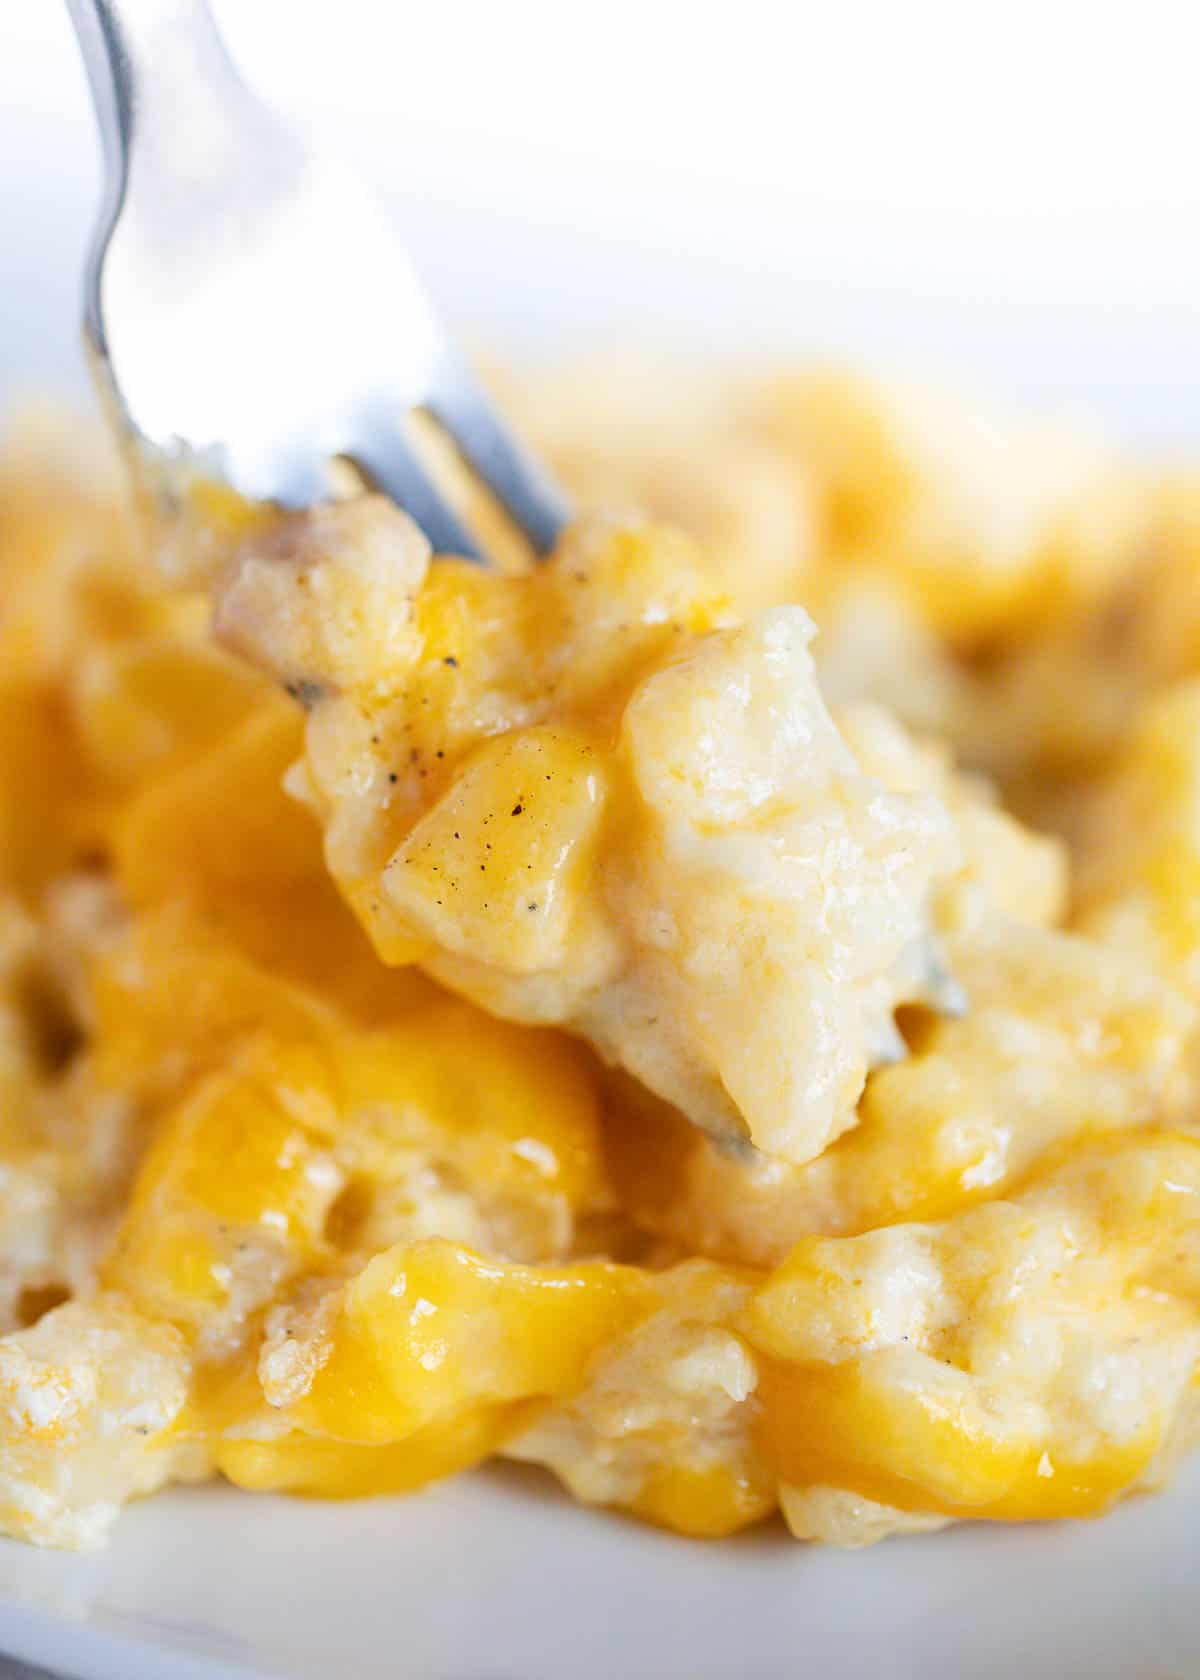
1, 363, 1199, 1550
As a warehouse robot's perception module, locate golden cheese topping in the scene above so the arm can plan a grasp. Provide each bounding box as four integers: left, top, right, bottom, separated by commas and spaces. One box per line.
0, 365, 1199, 1554
749, 1131, 1200, 1523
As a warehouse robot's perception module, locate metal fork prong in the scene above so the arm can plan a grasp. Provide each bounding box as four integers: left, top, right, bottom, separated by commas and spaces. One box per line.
68, 0, 576, 562
429, 360, 570, 557
348, 430, 484, 562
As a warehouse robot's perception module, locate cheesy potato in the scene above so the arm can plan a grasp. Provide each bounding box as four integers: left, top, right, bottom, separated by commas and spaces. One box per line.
1, 364, 1200, 1554
214, 502, 965, 1164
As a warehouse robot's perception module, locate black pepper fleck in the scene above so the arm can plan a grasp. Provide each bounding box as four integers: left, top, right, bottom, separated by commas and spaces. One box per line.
283, 678, 324, 710
511, 803, 524, 816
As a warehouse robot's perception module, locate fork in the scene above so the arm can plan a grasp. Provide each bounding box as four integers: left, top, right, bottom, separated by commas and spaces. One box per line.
65, 0, 570, 561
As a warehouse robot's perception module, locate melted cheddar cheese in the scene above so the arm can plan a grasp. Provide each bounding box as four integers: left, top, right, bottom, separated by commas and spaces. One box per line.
1, 365, 1200, 1554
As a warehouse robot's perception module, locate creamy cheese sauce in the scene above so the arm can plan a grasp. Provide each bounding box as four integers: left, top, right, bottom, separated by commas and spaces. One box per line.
0, 367, 1199, 1550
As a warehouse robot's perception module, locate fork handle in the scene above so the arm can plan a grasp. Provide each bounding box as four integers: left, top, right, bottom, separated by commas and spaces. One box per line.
66, 0, 282, 202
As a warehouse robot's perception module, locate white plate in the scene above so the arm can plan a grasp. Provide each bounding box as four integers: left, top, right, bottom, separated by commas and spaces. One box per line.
4, 11, 1200, 1679
0, 1456, 1198, 1680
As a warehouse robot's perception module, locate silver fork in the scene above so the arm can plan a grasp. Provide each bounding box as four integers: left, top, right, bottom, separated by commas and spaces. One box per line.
65, 0, 569, 560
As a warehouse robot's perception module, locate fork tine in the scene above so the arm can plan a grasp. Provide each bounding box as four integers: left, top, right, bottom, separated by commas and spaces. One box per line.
348, 428, 484, 562
429, 358, 570, 558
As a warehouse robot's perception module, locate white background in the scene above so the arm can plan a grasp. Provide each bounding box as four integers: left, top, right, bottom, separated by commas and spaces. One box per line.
3, 0, 1200, 445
